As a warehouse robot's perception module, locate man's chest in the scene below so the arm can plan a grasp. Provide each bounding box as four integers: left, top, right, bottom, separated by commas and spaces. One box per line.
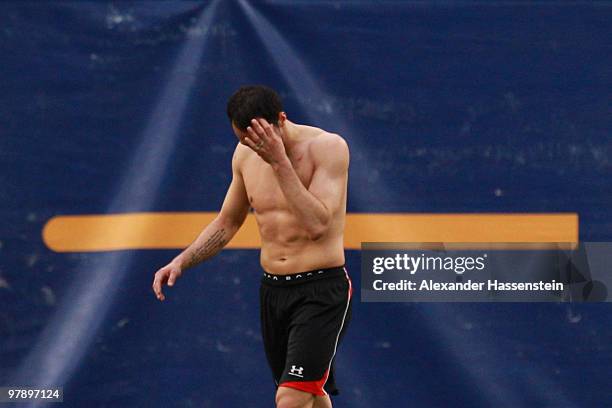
242, 156, 314, 212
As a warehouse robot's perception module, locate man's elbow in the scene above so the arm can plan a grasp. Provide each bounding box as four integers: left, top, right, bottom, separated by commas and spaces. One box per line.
217, 214, 245, 235
306, 219, 330, 241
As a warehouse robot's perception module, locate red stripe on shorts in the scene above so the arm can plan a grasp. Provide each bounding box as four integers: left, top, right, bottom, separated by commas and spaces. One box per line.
279, 368, 330, 396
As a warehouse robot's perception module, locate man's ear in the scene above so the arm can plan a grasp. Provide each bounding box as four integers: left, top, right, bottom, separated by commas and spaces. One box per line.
278, 111, 287, 126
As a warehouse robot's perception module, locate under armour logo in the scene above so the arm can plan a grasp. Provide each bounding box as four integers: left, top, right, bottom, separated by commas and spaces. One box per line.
288, 365, 304, 378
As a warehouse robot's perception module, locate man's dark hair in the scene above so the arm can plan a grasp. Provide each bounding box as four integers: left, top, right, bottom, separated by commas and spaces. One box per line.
226, 85, 283, 130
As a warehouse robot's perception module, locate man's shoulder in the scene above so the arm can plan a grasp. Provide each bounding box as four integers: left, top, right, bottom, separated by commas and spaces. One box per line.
309, 131, 349, 169
309, 131, 349, 158
231, 143, 253, 171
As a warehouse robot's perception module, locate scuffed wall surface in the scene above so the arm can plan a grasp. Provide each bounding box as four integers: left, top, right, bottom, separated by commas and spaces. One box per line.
1, 2, 610, 406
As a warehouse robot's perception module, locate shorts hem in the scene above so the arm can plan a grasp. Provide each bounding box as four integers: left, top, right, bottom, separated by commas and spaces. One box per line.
278, 381, 327, 397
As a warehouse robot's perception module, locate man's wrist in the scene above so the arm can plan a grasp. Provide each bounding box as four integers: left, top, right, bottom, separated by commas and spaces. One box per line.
271, 155, 292, 172
171, 257, 185, 270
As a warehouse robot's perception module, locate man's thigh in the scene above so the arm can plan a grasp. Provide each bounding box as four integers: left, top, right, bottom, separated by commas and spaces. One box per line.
279, 275, 352, 396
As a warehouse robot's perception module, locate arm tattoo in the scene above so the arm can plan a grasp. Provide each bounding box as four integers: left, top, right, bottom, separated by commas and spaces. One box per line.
185, 229, 227, 269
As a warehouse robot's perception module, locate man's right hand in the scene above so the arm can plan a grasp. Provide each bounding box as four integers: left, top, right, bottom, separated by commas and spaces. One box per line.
152, 261, 183, 301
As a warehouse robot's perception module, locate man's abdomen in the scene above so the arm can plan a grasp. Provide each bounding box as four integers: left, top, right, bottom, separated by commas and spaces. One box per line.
260, 236, 345, 275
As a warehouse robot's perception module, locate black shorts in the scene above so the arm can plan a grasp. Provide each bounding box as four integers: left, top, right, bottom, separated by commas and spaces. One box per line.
259, 265, 353, 397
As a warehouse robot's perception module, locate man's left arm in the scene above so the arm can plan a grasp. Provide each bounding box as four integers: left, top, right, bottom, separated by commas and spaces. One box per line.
245, 119, 349, 240
275, 135, 349, 240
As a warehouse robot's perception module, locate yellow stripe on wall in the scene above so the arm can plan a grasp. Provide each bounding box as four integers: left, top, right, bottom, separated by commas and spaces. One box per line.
42, 212, 578, 253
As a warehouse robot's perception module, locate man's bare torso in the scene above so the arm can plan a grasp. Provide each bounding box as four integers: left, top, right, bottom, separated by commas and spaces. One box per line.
235, 124, 347, 274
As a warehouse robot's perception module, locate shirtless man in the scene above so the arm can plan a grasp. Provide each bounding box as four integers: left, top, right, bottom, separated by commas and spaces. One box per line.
152, 85, 352, 408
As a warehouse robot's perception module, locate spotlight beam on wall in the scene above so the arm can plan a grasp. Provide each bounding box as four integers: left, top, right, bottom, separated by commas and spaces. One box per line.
12, 3, 219, 404
238, 0, 387, 213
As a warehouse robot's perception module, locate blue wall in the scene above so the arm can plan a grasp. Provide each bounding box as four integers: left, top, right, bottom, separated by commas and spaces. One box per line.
1, 2, 611, 407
